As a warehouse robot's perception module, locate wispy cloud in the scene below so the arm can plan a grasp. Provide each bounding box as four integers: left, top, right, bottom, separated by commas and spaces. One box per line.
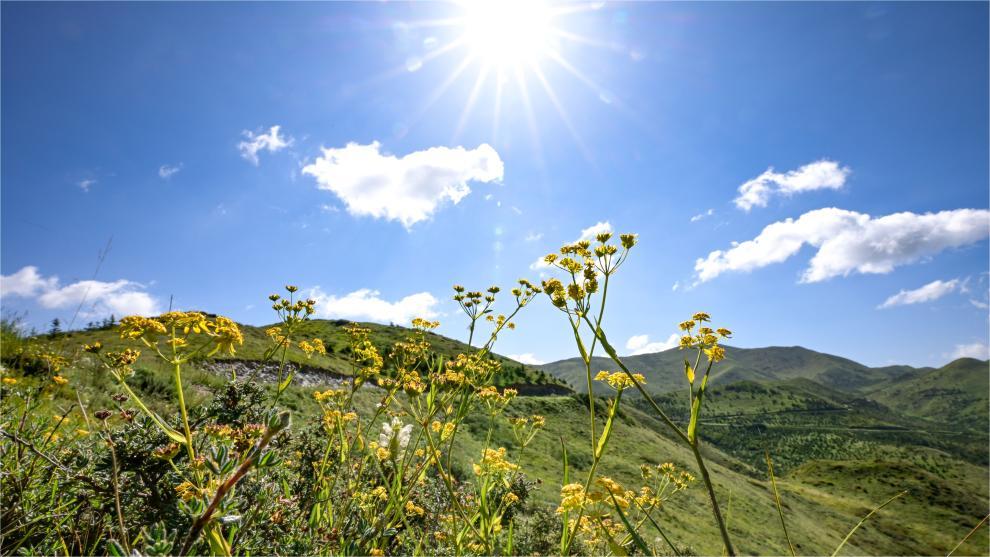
78, 178, 96, 192
1, 266, 160, 318
158, 163, 183, 179
879, 279, 960, 309
308, 287, 439, 325
690, 208, 714, 222
951, 342, 989, 360
626, 333, 679, 356
302, 141, 503, 228
524, 232, 544, 242
695, 208, 990, 283
238, 125, 293, 165
734, 160, 850, 211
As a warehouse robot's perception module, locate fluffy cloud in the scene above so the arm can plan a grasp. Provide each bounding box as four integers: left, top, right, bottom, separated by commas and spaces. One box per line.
695, 208, 990, 283
238, 125, 292, 165
0, 266, 160, 318
626, 333, 679, 356
530, 221, 613, 270
302, 142, 503, 227
508, 353, 546, 365
734, 160, 850, 211
308, 287, 439, 325
158, 164, 183, 179
951, 342, 989, 360
878, 279, 960, 309
78, 179, 96, 193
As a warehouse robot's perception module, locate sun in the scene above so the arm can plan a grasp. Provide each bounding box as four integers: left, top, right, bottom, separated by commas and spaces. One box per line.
461, 0, 554, 68
367, 0, 628, 160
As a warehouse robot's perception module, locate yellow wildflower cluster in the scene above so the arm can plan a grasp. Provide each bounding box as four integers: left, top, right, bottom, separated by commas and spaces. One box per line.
118, 311, 244, 355
594, 370, 645, 391
678, 312, 732, 363
411, 317, 440, 330
298, 338, 327, 357
472, 447, 519, 477
431, 420, 456, 441
38, 353, 69, 373
344, 325, 383, 378
436, 353, 501, 388
540, 232, 638, 313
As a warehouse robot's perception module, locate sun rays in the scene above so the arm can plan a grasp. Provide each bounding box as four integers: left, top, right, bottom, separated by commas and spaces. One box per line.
368, 1, 632, 164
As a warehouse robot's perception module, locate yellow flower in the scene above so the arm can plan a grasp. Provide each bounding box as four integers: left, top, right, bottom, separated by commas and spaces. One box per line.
692, 312, 711, 322
473, 447, 518, 476
557, 483, 587, 513
704, 345, 726, 363
52, 375, 68, 386
2, 377, 18, 385
75, 428, 90, 437
404, 500, 425, 517
595, 371, 645, 391
369, 549, 384, 557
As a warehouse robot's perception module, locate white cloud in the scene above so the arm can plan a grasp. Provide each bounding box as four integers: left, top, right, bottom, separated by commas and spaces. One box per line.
508, 353, 546, 365
878, 279, 960, 309
671, 281, 680, 292
1, 266, 58, 297
309, 287, 439, 325
238, 125, 293, 165
302, 141, 503, 227
524, 232, 544, 242
734, 160, 850, 211
626, 333, 679, 356
695, 208, 990, 283
691, 209, 714, 222
951, 342, 989, 360
158, 163, 183, 179
78, 179, 96, 192
0, 266, 160, 318
970, 299, 989, 310
530, 221, 613, 270
578, 221, 613, 241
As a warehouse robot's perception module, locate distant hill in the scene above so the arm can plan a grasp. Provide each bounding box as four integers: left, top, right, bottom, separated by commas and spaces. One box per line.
539, 345, 932, 395
52, 318, 565, 388
867, 357, 989, 428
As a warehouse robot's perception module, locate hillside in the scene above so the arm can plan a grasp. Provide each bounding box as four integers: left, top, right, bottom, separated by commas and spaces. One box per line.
4, 318, 988, 555
539, 345, 937, 395
868, 357, 990, 428
47, 318, 566, 389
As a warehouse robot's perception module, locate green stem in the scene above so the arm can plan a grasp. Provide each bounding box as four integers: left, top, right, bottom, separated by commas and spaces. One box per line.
691, 440, 734, 556
172, 361, 195, 460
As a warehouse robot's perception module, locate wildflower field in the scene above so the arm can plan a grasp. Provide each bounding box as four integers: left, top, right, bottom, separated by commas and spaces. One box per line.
1, 234, 987, 556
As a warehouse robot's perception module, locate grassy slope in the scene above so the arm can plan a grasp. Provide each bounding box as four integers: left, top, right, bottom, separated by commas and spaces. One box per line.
49, 318, 564, 388
15, 325, 989, 556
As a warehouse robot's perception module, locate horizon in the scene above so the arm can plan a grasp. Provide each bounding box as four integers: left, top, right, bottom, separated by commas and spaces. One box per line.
2, 1, 989, 369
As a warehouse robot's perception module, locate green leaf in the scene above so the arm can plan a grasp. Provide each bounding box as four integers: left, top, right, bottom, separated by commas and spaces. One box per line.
610, 491, 652, 556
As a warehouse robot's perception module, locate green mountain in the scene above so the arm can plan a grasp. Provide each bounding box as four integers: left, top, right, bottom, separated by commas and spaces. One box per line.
539, 345, 933, 395
868, 357, 989, 428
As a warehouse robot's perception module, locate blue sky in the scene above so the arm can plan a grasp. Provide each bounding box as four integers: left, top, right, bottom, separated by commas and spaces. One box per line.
2, 1, 988, 368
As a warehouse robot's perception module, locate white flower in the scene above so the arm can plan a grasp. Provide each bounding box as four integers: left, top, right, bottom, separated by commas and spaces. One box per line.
379, 417, 413, 458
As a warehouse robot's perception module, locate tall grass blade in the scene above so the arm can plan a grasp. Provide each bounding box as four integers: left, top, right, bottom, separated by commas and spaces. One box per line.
830, 490, 907, 557
765, 450, 796, 556
946, 513, 989, 557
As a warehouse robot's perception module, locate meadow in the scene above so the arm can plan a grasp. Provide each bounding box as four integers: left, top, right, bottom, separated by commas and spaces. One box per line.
1, 233, 987, 556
